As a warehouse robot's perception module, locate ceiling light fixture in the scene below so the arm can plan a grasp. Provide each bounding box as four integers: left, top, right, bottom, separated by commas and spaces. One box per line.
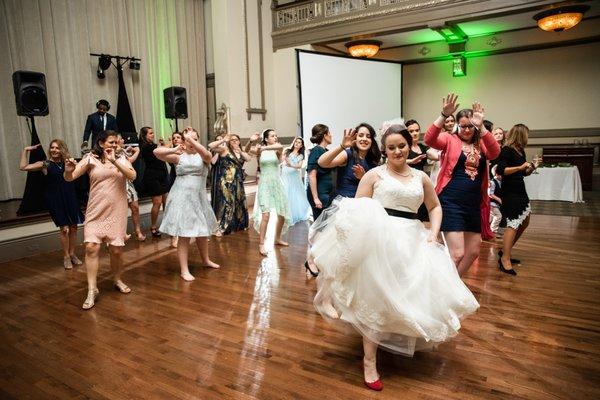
533, 4, 590, 32
345, 40, 382, 58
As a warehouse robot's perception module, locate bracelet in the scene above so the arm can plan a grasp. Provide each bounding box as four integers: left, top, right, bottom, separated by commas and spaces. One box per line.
441, 112, 449, 118
339, 144, 346, 151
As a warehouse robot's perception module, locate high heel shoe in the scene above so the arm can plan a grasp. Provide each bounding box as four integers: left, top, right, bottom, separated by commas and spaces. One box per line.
70, 254, 83, 266
114, 280, 131, 294
304, 261, 319, 277
82, 288, 99, 310
498, 258, 517, 276
151, 228, 161, 238
362, 361, 383, 391
498, 250, 521, 265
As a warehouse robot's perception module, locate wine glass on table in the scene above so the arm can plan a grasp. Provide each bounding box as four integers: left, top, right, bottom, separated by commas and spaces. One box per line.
532, 154, 542, 174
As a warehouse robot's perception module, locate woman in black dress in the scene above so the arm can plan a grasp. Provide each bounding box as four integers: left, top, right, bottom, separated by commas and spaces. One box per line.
495, 124, 538, 275
405, 119, 439, 221
20, 140, 84, 269
139, 126, 169, 237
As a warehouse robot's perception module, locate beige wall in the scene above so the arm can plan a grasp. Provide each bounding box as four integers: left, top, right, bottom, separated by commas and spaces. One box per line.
402, 42, 600, 131
209, 0, 310, 175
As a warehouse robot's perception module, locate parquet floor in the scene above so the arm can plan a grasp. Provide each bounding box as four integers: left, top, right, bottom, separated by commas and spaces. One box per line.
0, 213, 599, 399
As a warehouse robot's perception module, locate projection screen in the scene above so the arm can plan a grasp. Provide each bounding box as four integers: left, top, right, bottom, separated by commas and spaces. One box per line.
297, 50, 402, 146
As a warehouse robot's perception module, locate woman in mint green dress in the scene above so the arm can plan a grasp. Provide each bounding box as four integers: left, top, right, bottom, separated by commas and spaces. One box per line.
252, 129, 292, 255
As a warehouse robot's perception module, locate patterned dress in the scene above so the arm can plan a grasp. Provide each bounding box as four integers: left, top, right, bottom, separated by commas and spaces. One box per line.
211, 151, 249, 234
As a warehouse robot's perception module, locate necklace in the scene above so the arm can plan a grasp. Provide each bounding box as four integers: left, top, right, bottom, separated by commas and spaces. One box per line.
387, 164, 411, 177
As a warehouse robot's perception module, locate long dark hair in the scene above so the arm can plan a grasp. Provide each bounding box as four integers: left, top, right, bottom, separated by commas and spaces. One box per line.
309, 124, 329, 144
380, 125, 412, 160
261, 129, 275, 145
91, 130, 119, 160
455, 109, 480, 144
284, 137, 306, 158
352, 122, 381, 168
139, 126, 153, 145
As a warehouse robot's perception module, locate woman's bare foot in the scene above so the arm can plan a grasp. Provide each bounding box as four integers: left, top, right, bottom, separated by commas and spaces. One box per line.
203, 259, 220, 269
259, 244, 268, 255
136, 232, 147, 241
180, 272, 195, 281
275, 240, 289, 246
170, 236, 178, 248
125, 233, 132, 241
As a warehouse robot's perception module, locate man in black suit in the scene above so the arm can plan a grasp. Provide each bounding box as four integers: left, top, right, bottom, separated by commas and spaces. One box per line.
82, 99, 118, 148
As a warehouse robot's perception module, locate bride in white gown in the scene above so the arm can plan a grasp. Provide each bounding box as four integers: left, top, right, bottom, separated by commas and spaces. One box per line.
309, 122, 479, 391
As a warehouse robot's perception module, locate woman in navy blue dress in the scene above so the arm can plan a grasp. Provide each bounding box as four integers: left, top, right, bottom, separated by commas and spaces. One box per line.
316, 122, 381, 198
306, 124, 333, 219
20, 140, 84, 269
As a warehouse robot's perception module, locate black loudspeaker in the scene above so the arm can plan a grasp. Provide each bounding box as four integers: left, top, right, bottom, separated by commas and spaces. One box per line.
163, 86, 187, 119
12, 71, 49, 116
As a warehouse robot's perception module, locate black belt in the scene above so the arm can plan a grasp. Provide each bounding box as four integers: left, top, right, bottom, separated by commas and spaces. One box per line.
384, 208, 418, 220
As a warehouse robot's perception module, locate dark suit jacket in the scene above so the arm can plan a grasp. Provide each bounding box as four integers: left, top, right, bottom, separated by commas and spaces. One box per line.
83, 112, 118, 145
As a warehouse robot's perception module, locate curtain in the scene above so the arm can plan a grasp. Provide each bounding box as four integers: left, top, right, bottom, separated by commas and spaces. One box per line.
0, 0, 207, 201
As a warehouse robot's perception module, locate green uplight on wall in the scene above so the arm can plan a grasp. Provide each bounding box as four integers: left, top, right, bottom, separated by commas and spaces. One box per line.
453, 56, 467, 77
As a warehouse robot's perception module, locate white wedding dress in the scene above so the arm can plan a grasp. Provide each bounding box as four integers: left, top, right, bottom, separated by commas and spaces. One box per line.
310, 165, 479, 356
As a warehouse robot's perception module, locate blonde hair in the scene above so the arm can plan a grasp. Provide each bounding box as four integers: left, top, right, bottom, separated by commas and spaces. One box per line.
504, 124, 529, 149
48, 139, 70, 161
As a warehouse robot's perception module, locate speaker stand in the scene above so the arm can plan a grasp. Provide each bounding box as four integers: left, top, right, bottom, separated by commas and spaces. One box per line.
174, 118, 179, 132
17, 116, 47, 215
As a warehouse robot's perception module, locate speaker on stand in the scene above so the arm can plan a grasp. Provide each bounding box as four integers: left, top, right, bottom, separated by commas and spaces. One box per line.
12, 70, 49, 215
163, 86, 187, 132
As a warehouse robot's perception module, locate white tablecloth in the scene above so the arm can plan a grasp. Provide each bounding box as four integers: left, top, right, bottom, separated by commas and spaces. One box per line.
524, 166, 583, 203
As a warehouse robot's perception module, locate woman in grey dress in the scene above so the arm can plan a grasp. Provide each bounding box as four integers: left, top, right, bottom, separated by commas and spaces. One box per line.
154, 127, 219, 281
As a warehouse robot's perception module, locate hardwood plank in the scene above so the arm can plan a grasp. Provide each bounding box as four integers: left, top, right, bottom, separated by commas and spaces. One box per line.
1, 214, 599, 399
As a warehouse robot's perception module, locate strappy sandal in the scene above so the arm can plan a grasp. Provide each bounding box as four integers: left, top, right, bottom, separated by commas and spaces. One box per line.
82, 288, 99, 310
114, 280, 131, 294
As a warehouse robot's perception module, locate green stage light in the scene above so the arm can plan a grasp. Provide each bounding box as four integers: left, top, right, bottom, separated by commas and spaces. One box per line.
453, 56, 467, 77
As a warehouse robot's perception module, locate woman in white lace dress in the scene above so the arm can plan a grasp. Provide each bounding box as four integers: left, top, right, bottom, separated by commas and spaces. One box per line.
309, 123, 479, 391
154, 127, 219, 281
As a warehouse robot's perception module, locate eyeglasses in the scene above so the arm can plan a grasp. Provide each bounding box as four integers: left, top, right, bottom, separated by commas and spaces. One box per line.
459, 125, 474, 130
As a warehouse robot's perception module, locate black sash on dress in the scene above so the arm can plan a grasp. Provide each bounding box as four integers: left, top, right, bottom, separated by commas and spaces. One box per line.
384, 208, 418, 220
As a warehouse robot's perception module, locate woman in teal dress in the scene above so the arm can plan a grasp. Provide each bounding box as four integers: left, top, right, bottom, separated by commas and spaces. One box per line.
307, 124, 333, 219
251, 129, 292, 255
282, 137, 311, 225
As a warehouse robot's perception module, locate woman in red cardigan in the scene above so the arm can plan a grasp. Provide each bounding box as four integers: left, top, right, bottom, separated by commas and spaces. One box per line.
424, 93, 501, 276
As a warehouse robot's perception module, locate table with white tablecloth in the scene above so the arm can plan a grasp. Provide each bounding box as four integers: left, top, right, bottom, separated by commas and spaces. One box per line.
524, 166, 584, 203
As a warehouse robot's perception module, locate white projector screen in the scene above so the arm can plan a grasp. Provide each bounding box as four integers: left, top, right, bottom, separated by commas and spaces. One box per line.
297, 50, 402, 146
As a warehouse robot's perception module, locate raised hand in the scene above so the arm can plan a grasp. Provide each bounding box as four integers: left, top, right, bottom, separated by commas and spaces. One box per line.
341, 128, 357, 149
408, 154, 427, 165
442, 93, 459, 117
470, 102, 485, 128
172, 144, 185, 155
64, 158, 77, 173
25, 144, 41, 151
104, 147, 116, 163
352, 164, 366, 180
250, 132, 260, 142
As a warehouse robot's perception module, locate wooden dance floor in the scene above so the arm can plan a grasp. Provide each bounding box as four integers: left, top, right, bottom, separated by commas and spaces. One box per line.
0, 214, 599, 399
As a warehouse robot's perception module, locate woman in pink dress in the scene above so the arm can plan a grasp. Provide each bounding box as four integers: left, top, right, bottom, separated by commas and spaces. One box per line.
64, 130, 136, 309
